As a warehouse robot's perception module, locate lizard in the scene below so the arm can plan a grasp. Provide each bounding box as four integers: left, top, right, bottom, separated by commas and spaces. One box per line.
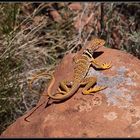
24, 37, 111, 122
46, 37, 111, 103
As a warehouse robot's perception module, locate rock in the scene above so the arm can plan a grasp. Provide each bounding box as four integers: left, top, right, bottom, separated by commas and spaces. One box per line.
74, 13, 93, 31
68, 3, 82, 11
1, 46, 140, 138
49, 10, 62, 22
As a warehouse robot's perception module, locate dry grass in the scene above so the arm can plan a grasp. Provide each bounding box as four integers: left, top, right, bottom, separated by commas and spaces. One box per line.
0, 2, 82, 133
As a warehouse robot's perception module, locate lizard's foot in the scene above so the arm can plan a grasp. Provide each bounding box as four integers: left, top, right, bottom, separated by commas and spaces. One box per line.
82, 86, 107, 95
100, 62, 112, 69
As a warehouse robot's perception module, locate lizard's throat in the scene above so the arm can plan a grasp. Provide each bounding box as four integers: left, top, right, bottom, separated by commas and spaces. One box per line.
83, 50, 93, 58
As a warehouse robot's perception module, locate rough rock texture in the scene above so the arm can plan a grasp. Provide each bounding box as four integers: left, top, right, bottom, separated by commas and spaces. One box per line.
1, 46, 140, 138
68, 3, 82, 11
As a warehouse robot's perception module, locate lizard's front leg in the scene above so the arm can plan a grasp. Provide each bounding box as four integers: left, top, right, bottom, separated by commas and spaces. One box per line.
81, 77, 107, 95
91, 58, 112, 70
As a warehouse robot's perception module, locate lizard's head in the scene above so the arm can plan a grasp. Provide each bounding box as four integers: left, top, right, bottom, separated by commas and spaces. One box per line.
83, 38, 105, 58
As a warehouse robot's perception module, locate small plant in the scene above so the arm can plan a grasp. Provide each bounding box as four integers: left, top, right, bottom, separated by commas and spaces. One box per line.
0, 3, 22, 134
0, 3, 20, 37
0, 53, 23, 134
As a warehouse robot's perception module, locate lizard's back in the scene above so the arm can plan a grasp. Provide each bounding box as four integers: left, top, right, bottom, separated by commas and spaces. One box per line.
73, 54, 91, 84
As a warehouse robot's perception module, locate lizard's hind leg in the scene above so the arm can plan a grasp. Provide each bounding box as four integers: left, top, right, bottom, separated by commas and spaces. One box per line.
81, 77, 107, 95
57, 80, 73, 95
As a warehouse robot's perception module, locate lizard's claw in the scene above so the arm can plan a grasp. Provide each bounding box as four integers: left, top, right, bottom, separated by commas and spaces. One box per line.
100, 62, 112, 69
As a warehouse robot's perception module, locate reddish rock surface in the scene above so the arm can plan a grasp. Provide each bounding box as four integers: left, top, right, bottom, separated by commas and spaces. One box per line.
1, 46, 140, 138
49, 10, 62, 22
68, 3, 82, 11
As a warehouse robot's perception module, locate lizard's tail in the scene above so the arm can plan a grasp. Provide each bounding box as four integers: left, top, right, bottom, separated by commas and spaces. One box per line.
24, 100, 46, 122
24, 96, 53, 122
24, 71, 54, 122
28, 71, 54, 94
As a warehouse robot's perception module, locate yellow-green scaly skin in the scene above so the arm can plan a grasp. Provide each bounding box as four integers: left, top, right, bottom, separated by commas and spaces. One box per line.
47, 38, 111, 102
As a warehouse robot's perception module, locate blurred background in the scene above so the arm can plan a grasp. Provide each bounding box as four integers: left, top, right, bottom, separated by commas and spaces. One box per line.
0, 2, 139, 134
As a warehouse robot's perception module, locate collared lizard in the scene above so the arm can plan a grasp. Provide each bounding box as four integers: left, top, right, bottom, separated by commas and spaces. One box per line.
24, 37, 111, 122
47, 37, 111, 104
